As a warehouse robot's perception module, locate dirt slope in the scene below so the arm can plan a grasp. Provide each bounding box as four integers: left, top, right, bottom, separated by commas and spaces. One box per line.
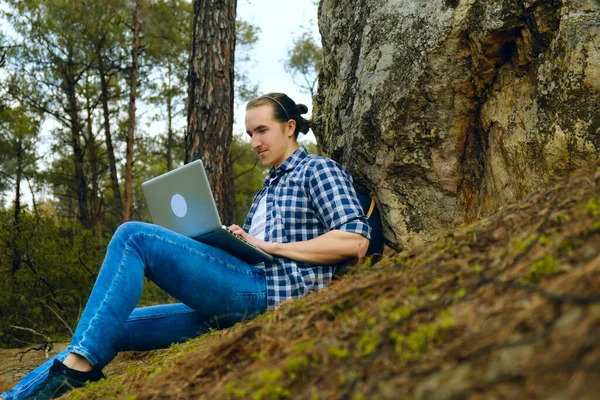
4, 165, 600, 399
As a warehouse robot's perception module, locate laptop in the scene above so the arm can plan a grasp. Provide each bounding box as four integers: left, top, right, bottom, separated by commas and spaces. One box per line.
141, 159, 274, 265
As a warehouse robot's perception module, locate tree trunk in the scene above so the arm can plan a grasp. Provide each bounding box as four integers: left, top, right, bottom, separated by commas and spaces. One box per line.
166, 63, 174, 171
314, 0, 600, 251
186, 0, 237, 224
97, 43, 124, 221
85, 79, 101, 230
26, 177, 40, 221
65, 49, 91, 229
11, 136, 22, 274
0, 52, 5, 112
123, 0, 140, 223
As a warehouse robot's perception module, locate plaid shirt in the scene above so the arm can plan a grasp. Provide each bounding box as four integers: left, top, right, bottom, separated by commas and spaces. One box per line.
243, 146, 371, 310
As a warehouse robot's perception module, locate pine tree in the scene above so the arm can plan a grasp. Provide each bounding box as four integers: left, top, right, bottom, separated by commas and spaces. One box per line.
186, 0, 238, 224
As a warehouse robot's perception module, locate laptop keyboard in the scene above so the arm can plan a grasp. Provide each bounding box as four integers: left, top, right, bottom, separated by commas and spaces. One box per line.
225, 226, 261, 251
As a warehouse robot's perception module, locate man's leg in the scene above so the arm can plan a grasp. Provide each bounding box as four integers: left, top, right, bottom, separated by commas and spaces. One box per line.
1, 221, 266, 399
0, 302, 247, 399
68, 221, 266, 367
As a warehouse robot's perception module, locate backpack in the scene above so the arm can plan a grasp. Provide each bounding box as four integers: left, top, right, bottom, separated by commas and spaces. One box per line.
355, 191, 384, 262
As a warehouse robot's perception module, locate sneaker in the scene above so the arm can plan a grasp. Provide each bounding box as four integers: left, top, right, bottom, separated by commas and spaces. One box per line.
24, 359, 105, 399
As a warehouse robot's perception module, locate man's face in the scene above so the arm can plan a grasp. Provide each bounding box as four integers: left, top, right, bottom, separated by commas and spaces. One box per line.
245, 105, 295, 167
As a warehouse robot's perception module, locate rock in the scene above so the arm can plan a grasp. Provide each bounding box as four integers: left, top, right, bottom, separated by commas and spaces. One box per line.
413, 363, 472, 400
314, 0, 600, 250
491, 226, 508, 241
553, 307, 584, 330
484, 344, 535, 382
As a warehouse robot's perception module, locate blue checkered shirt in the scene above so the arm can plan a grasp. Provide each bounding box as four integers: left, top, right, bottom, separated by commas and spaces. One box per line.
243, 146, 371, 310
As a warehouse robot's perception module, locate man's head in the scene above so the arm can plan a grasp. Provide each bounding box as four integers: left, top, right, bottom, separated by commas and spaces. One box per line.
245, 93, 311, 167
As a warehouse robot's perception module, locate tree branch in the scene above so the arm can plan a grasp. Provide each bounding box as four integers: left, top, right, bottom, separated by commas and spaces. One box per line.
234, 158, 261, 180
8, 325, 51, 341
36, 299, 74, 336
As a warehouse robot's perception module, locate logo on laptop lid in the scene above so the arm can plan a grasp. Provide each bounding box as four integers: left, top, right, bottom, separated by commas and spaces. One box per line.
171, 194, 188, 217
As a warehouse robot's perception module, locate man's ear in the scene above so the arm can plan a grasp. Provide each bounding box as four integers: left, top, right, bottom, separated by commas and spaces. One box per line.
287, 119, 297, 137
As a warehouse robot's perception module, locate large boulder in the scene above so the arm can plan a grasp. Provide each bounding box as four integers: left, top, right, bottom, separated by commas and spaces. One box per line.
313, 0, 600, 250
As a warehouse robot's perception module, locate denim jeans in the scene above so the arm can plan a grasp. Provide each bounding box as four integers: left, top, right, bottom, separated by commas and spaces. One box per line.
2, 222, 267, 400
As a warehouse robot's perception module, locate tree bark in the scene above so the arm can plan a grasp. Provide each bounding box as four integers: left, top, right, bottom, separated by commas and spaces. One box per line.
315, 0, 600, 251
166, 63, 174, 171
123, 0, 141, 223
11, 136, 22, 274
97, 42, 124, 221
85, 78, 101, 230
0, 52, 5, 113
186, 0, 237, 224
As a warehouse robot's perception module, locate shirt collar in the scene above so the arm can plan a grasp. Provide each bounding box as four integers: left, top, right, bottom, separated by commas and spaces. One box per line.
265, 146, 308, 183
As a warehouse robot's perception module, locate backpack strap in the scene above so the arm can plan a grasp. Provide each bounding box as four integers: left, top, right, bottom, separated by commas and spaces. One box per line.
366, 198, 375, 218
354, 191, 384, 259
334, 192, 384, 278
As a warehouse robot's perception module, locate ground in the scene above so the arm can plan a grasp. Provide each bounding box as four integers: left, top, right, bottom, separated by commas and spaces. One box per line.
0, 344, 159, 395
2, 165, 600, 399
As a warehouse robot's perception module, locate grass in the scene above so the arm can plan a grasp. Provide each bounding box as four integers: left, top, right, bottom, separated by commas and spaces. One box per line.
53, 164, 600, 400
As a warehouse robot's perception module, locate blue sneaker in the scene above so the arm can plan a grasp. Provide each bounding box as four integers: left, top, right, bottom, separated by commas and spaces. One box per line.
24, 359, 105, 399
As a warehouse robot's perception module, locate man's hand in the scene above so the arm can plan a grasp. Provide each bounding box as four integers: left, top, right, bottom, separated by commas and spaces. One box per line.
228, 224, 276, 254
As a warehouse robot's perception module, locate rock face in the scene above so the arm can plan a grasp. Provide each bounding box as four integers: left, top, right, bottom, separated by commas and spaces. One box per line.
314, 0, 600, 250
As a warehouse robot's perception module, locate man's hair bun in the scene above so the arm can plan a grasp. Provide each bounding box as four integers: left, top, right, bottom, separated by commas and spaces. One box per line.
296, 104, 309, 114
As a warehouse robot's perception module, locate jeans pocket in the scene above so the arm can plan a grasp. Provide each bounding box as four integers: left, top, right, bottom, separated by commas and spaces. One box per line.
225, 291, 267, 324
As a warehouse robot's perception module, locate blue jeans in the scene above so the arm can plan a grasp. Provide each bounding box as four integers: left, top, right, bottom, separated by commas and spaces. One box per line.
2, 222, 267, 400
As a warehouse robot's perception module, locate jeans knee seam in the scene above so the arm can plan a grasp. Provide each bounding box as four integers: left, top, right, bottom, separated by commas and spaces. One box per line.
127, 309, 196, 321
225, 291, 266, 313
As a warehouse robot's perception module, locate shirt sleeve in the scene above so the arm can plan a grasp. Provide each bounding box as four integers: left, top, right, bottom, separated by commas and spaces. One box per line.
307, 158, 371, 240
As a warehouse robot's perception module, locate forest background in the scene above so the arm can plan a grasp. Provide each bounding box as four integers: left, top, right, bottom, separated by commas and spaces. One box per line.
0, 0, 321, 348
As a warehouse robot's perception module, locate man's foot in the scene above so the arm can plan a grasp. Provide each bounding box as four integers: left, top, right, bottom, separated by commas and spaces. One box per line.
24, 359, 105, 399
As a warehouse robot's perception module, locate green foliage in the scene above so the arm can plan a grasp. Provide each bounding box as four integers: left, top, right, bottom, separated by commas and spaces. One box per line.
356, 329, 380, 356
521, 254, 560, 284
454, 287, 468, 299
145, 0, 192, 63
510, 234, 537, 255
557, 239, 573, 256
0, 106, 41, 198
0, 210, 108, 346
0, 0, 264, 348
300, 139, 320, 156
327, 346, 349, 359
232, 134, 268, 225
225, 340, 323, 399
284, 28, 322, 97
538, 234, 552, 246
236, 19, 261, 102
553, 213, 571, 225
225, 368, 290, 400
407, 286, 419, 295
139, 280, 176, 306
144, 0, 191, 175
390, 310, 455, 362
584, 197, 600, 217
0, 207, 177, 347
468, 263, 482, 276
1, 0, 263, 229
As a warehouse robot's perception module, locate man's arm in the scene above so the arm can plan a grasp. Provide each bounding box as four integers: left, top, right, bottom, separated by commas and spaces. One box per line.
229, 225, 369, 264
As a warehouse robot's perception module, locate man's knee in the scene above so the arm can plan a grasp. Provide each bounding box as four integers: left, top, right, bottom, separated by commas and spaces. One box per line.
113, 221, 151, 242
